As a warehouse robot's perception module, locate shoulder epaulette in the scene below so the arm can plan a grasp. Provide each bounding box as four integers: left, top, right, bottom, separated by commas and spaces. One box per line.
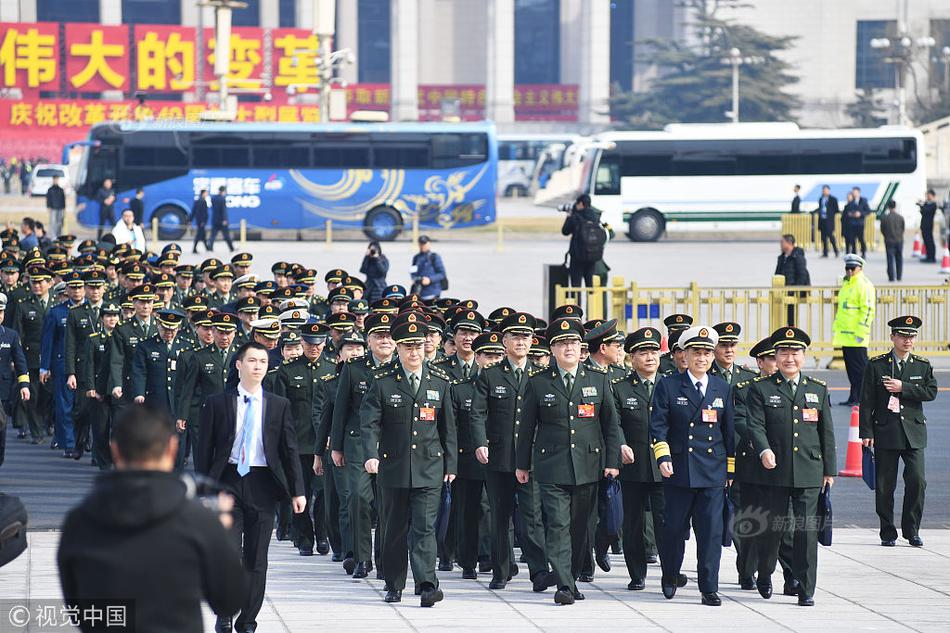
753, 375, 768, 382
807, 376, 826, 386
610, 375, 626, 385
911, 353, 929, 363
735, 380, 750, 389
373, 366, 398, 380
89, 331, 100, 338
586, 364, 608, 374
528, 366, 546, 377
871, 353, 889, 362
428, 366, 451, 381
320, 372, 336, 382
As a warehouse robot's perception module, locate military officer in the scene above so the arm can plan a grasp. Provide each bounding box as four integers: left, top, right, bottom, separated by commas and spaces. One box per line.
611, 326, 665, 590
745, 327, 836, 606
709, 322, 757, 386
651, 325, 735, 606
64, 270, 107, 460
0, 292, 31, 466
207, 265, 235, 307
130, 309, 192, 414
12, 266, 53, 443
658, 314, 693, 374
330, 311, 395, 578
173, 264, 195, 305
361, 320, 457, 607
432, 310, 484, 382
859, 316, 937, 548
515, 317, 621, 605
79, 302, 121, 470
108, 284, 158, 405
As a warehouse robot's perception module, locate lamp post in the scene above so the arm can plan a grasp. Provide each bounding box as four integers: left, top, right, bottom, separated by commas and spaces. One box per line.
869, 34, 936, 126
198, 0, 248, 116
719, 47, 764, 123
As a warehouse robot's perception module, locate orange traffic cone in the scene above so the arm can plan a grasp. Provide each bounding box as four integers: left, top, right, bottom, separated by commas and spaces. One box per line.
940, 246, 950, 274
911, 233, 922, 258
840, 406, 863, 477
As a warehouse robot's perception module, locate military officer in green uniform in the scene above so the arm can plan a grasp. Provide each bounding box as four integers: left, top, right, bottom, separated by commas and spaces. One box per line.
611, 326, 664, 590
859, 316, 937, 548
658, 314, 692, 374
130, 309, 192, 414
745, 327, 836, 606
362, 320, 457, 607
432, 309, 484, 382
64, 270, 107, 456
516, 317, 621, 605
12, 266, 53, 442
78, 302, 120, 470
108, 284, 158, 404
207, 265, 235, 307
709, 322, 757, 386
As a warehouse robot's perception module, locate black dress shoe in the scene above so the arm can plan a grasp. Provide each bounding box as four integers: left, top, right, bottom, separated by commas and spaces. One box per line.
342, 557, 356, 574
627, 578, 645, 591
214, 617, 232, 633
298, 547, 314, 556
646, 554, 658, 564
316, 539, 330, 555
661, 578, 676, 599
702, 592, 722, 606
438, 560, 454, 572
531, 570, 556, 593
553, 588, 575, 605
798, 593, 815, 606
276, 528, 290, 541
595, 553, 611, 572
577, 573, 594, 583
838, 400, 856, 407
739, 576, 755, 590
676, 574, 688, 587
353, 561, 371, 578
384, 589, 402, 603
509, 562, 519, 577
419, 586, 444, 607
908, 536, 924, 547
73, 447, 84, 460
478, 560, 492, 573
488, 579, 506, 590
571, 587, 585, 601
16, 430, 26, 439
237, 626, 256, 633
757, 579, 772, 599
783, 579, 801, 596
881, 539, 896, 547
62, 449, 73, 458
611, 542, 623, 555
462, 568, 477, 580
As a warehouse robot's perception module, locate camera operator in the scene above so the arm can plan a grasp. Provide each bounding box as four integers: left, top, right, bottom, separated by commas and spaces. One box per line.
58, 404, 246, 633
560, 194, 612, 288
359, 240, 390, 304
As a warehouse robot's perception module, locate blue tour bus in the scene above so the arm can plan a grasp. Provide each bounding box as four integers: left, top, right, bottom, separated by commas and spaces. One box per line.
75, 120, 498, 241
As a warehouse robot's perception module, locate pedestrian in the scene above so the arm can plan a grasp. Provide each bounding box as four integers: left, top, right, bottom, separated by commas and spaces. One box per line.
361, 321, 457, 607
650, 325, 734, 607
0, 292, 31, 467
196, 341, 306, 633
561, 194, 609, 288
812, 185, 840, 258
916, 189, 939, 263
58, 404, 246, 633
190, 189, 210, 254
774, 234, 811, 325
18, 160, 31, 195
34, 222, 51, 251
743, 326, 836, 607
832, 254, 875, 406
129, 187, 145, 226
410, 235, 447, 301
859, 316, 937, 548
19, 217, 38, 251
96, 178, 115, 240
208, 186, 235, 252
359, 240, 389, 304
112, 209, 147, 251
843, 186, 870, 259
515, 317, 621, 606
790, 184, 801, 213
46, 175, 66, 238
880, 200, 905, 282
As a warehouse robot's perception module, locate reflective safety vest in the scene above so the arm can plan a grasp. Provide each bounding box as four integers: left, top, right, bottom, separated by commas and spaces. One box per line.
832, 271, 875, 347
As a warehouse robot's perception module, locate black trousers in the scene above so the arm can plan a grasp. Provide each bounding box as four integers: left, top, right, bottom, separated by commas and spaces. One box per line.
885, 242, 903, 281
88, 396, 113, 471
438, 479, 458, 564
758, 486, 820, 597
321, 456, 342, 554
819, 221, 838, 256
222, 465, 281, 630
72, 394, 92, 454
660, 485, 724, 594
842, 346, 868, 404
0, 404, 7, 466
485, 470, 548, 582
581, 477, 616, 576
920, 220, 936, 261
844, 226, 867, 257
97, 209, 114, 239
175, 423, 199, 471
454, 477, 487, 570
875, 447, 926, 541
379, 485, 440, 592
621, 481, 665, 582
207, 224, 235, 251
538, 481, 597, 591
22, 369, 52, 441
192, 224, 208, 252
291, 454, 326, 549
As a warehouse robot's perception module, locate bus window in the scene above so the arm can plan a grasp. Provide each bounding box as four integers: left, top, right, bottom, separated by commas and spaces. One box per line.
252, 145, 311, 168
312, 146, 372, 168
82, 145, 117, 196
374, 143, 430, 169
594, 152, 620, 195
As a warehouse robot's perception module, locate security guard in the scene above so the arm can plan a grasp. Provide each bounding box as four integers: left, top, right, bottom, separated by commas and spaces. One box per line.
470, 311, 553, 592
0, 292, 31, 466
745, 327, 836, 606
709, 321, 757, 386
859, 316, 937, 548
361, 320, 457, 607
108, 284, 158, 404
330, 311, 395, 578
12, 266, 53, 443
611, 326, 664, 590
515, 317, 621, 606
651, 325, 735, 606
130, 309, 192, 413
658, 314, 693, 374
79, 302, 121, 470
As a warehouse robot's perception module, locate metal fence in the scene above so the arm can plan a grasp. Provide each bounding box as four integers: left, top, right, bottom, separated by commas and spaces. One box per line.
556, 275, 950, 358
780, 213, 879, 253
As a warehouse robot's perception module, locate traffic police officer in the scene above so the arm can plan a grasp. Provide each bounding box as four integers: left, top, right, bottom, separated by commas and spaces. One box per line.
745, 327, 836, 606
515, 317, 621, 605
361, 320, 457, 607
859, 316, 937, 548
651, 325, 735, 606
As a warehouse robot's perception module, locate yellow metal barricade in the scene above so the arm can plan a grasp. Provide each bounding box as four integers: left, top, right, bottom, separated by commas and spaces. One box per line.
781, 214, 878, 253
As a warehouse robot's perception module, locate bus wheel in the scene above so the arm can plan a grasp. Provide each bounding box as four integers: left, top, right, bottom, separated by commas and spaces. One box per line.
363, 206, 403, 241
151, 205, 189, 241
628, 208, 664, 242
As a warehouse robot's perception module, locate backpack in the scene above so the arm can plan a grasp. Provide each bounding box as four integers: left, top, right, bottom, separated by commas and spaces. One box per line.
576, 217, 607, 262
429, 253, 449, 290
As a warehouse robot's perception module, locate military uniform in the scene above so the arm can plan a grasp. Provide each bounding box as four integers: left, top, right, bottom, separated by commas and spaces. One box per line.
12, 287, 53, 441
745, 327, 836, 604
0, 320, 29, 465
130, 326, 193, 414
859, 316, 937, 545
79, 323, 115, 470
64, 284, 107, 457
109, 316, 158, 398
41, 295, 79, 453
313, 365, 348, 559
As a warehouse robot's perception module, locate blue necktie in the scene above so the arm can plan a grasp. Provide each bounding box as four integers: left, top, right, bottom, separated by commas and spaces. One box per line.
237, 395, 255, 477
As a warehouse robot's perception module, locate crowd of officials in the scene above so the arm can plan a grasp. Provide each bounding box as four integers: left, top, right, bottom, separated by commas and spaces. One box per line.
0, 223, 936, 632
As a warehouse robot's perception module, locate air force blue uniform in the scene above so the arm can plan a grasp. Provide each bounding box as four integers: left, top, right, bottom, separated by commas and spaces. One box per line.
40, 301, 76, 450
650, 370, 735, 595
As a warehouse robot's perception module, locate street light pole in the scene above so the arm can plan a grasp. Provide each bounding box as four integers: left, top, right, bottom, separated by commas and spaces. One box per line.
730, 47, 740, 123
198, 0, 248, 116
314, 0, 336, 122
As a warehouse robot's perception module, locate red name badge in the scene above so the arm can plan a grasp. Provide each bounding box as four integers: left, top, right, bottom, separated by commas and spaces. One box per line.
802, 408, 819, 423
419, 407, 436, 421
702, 409, 718, 423
578, 404, 595, 418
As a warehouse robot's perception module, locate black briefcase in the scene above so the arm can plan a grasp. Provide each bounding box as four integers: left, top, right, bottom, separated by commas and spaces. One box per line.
0, 493, 27, 568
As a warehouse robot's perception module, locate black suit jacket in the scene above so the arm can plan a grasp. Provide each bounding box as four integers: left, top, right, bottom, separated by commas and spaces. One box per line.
812, 195, 839, 226
210, 194, 228, 227
195, 388, 305, 500
190, 197, 209, 225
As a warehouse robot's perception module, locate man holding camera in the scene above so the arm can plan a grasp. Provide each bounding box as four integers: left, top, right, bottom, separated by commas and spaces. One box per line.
560, 194, 610, 289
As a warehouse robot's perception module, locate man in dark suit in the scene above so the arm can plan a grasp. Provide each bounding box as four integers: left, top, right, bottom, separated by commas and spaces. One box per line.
208, 186, 235, 253
651, 325, 735, 607
196, 341, 306, 633
190, 189, 210, 254
811, 185, 839, 258
843, 186, 871, 259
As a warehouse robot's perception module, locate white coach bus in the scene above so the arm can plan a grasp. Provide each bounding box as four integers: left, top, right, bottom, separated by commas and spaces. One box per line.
534, 122, 926, 242
498, 134, 581, 197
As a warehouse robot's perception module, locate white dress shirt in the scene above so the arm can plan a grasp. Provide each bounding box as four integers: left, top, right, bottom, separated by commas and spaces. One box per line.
687, 371, 709, 398
229, 384, 266, 467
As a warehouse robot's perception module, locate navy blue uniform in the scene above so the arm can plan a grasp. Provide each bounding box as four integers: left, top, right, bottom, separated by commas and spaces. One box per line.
40, 301, 76, 450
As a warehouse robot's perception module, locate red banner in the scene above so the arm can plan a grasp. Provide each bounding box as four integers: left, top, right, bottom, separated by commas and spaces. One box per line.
133, 24, 196, 92
65, 23, 130, 92
0, 22, 59, 91
202, 26, 265, 92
